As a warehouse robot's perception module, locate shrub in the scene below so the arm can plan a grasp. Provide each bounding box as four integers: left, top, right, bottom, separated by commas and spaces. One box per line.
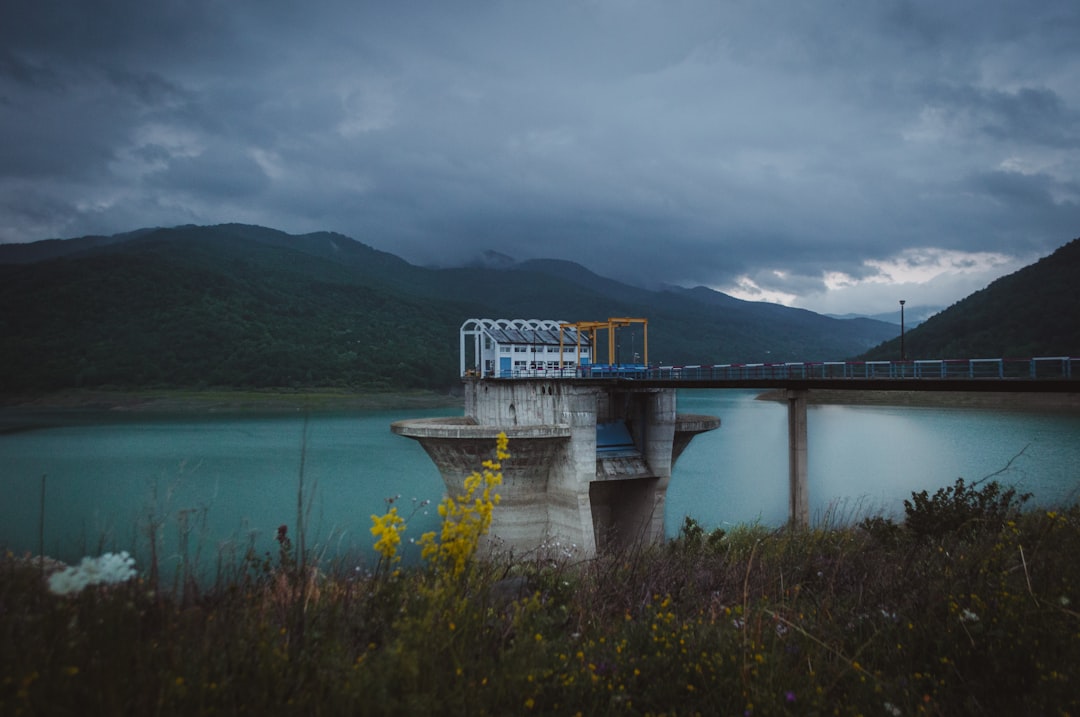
671, 515, 726, 553
902, 477, 1031, 540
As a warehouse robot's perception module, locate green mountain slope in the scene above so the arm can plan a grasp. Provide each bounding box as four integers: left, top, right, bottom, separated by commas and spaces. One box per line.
1, 224, 900, 392
859, 237, 1080, 361
0, 232, 469, 391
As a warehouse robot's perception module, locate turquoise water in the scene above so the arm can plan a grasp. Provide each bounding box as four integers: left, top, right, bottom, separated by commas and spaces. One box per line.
670, 390, 1080, 528
2, 392, 1078, 572
0, 408, 453, 571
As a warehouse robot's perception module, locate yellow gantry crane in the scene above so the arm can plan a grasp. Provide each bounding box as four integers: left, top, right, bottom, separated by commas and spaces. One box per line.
558, 317, 648, 368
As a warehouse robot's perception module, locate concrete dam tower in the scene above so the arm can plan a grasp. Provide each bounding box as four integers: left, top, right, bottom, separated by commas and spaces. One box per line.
391, 319, 720, 557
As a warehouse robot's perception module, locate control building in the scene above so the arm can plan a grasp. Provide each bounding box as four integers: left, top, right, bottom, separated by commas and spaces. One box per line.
460, 318, 592, 378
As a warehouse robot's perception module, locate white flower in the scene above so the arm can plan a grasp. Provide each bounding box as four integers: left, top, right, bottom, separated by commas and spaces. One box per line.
884, 701, 902, 716
48, 551, 137, 596
960, 608, 979, 623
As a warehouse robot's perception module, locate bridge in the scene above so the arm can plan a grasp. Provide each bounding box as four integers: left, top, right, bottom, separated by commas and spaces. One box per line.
478, 356, 1077, 535
497, 355, 1077, 387
395, 361, 1078, 557
401, 317, 1078, 558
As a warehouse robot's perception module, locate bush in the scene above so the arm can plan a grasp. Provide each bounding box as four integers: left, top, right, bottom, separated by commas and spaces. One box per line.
671, 515, 726, 553
902, 477, 1031, 540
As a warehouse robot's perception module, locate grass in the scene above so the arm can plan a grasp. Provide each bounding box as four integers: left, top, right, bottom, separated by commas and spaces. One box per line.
3, 468, 1080, 715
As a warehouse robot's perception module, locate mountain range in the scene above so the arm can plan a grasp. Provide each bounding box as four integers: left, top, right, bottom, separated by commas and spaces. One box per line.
0, 224, 1075, 392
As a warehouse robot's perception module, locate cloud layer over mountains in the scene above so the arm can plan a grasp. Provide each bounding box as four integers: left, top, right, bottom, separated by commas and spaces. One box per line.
2, 0, 1078, 315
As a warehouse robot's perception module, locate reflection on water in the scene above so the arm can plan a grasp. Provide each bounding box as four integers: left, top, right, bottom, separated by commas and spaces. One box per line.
2, 392, 1079, 572
669, 390, 1080, 530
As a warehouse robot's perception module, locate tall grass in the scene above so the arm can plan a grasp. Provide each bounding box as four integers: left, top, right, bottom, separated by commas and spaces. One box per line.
3, 445, 1079, 715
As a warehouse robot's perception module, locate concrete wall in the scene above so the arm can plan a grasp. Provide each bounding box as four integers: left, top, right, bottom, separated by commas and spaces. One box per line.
394, 379, 718, 558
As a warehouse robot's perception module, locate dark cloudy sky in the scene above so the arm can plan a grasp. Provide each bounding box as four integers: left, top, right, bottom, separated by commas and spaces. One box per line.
2, 0, 1078, 316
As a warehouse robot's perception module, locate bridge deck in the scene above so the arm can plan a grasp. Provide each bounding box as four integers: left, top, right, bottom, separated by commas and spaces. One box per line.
554, 377, 1079, 392
479, 356, 1077, 392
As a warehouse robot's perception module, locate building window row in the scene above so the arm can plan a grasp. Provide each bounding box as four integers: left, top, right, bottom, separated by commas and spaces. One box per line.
500, 345, 587, 354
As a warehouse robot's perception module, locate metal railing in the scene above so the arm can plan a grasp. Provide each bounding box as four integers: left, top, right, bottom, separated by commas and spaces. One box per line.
477, 356, 1078, 381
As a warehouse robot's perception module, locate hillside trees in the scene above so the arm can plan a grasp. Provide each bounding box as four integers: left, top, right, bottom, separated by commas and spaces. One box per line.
0, 251, 461, 392
9, 223, 1072, 392
860, 237, 1080, 360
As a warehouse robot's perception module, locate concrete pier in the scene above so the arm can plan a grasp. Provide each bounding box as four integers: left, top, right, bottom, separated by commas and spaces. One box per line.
391, 379, 720, 557
786, 389, 810, 528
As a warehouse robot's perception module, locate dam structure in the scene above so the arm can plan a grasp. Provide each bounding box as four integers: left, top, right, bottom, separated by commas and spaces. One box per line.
391, 318, 720, 558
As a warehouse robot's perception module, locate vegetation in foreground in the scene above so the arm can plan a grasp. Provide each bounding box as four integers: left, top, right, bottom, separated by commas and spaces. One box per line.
2, 438, 1079, 715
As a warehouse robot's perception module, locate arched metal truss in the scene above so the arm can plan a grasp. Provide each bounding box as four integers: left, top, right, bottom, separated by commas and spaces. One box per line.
460, 318, 590, 377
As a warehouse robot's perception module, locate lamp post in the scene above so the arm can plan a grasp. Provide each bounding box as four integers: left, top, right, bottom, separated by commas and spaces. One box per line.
899, 300, 906, 363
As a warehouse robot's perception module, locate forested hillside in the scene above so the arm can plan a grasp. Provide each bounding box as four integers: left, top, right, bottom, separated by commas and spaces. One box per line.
860, 237, 1080, 361
0, 236, 468, 391
1, 224, 899, 392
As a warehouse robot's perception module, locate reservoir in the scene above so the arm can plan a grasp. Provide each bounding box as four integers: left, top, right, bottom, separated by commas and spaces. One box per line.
2, 390, 1078, 572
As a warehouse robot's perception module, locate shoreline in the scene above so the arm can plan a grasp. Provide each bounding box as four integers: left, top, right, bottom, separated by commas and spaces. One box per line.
0, 387, 465, 415
754, 388, 1080, 411
4, 386, 1080, 416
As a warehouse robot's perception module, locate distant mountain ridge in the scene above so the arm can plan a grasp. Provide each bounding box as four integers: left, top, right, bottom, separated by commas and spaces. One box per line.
827, 311, 936, 327
0, 223, 930, 392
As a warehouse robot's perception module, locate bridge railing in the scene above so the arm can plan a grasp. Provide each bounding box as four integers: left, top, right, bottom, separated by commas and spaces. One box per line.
479, 356, 1077, 381
478, 356, 1078, 381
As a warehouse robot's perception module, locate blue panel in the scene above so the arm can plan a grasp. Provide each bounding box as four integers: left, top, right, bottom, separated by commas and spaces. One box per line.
596, 421, 637, 454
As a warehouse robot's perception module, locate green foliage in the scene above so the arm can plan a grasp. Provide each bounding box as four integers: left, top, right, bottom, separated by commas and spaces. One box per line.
0, 231, 465, 392
902, 477, 1031, 540
671, 515, 726, 553
856, 514, 904, 546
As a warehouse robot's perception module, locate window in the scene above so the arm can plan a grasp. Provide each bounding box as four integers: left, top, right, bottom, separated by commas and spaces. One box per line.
500, 346, 510, 353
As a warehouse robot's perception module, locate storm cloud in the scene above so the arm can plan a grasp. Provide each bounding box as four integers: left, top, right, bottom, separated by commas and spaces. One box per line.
2, 0, 1077, 316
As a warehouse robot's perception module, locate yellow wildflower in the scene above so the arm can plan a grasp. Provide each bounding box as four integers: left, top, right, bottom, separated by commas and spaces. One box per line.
370, 507, 406, 561
421, 433, 507, 576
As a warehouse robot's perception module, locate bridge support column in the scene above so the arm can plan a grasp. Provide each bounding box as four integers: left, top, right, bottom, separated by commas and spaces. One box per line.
787, 389, 810, 528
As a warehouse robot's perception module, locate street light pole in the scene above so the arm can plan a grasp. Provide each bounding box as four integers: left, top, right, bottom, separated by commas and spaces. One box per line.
899, 300, 906, 362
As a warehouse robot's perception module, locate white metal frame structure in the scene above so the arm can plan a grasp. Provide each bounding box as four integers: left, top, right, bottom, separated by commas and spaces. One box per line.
460, 318, 591, 378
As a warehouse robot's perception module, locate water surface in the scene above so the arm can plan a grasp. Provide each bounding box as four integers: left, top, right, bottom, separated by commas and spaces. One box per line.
2, 392, 1078, 572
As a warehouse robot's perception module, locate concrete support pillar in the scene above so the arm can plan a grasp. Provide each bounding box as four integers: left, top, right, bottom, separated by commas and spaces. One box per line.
394, 379, 719, 557
786, 389, 810, 528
